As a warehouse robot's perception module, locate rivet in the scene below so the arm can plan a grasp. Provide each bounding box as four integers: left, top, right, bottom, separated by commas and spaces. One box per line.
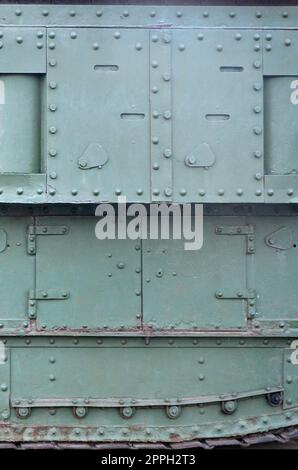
16, 36, 23, 44
115, 189, 122, 196
69, 10, 76, 17
253, 83, 262, 91
36, 42, 43, 49
152, 136, 159, 144
153, 189, 160, 196
49, 126, 57, 134
152, 86, 158, 94
237, 188, 243, 196
253, 127, 262, 135
153, 163, 160, 170
49, 42, 56, 49
267, 189, 274, 196
152, 111, 159, 118
163, 111, 172, 120
49, 81, 57, 90
199, 189, 206, 196
254, 44, 261, 51
254, 33, 261, 41
285, 38, 292, 47
203, 11, 209, 18
176, 11, 183, 18
254, 150, 262, 158
49, 149, 57, 157
230, 12, 236, 18
150, 11, 156, 17
162, 72, 171, 82
254, 105, 262, 113
164, 187, 172, 197
93, 42, 99, 50
287, 188, 294, 196
37, 188, 43, 195
96, 10, 103, 17
0, 41, 3, 49
255, 11, 262, 18
135, 42, 142, 51
197, 33, 204, 41
180, 189, 187, 196
198, 374, 205, 381
151, 35, 158, 43
136, 188, 143, 196
235, 33, 242, 41
253, 60, 261, 69
163, 34, 171, 44
114, 32, 121, 39
178, 44, 185, 51
49, 59, 57, 67
16, 187, 24, 195
266, 33, 272, 41
283, 11, 289, 18
151, 60, 158, 68
49, 32, 56, 39
70, 31, 77, 39
218, 189, 224, 196
216, 44, 223, 52
49, 188, 56, 196
266, 44, 272, 51
1, 384, 7, 392
50, 172, 57, 180
255, 189, 262, 196
49, 374, 56, 382
49, 103, 57, 112
123, 10, 129, 17
163, 148, 172, 158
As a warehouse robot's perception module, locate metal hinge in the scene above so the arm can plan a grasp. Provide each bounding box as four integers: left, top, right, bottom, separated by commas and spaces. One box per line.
215, 224, 255, 254
28, 289, 70, 319
27, 224, 69, 255
215, 288, 256, 318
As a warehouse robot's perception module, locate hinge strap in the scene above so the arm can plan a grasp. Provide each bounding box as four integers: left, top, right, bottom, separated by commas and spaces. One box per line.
27, 225, 69, 255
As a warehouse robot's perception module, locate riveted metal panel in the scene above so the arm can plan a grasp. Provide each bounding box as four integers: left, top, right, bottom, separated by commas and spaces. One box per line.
0, 218, 34, 330
34, 217, 141, 330
46, 28, 150, 203
0, 27, 46, 73
172, 29, 264, 203
143, 216, 251, 330
10, 346, 281, 405
253, 217, 298, 330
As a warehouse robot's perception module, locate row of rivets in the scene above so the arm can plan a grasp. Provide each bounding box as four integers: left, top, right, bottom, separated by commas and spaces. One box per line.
6, 9, 293, 20
150, 31, 173, 201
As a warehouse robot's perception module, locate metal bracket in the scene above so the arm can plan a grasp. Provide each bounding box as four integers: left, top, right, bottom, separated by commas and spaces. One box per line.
215, 224, 255, 254
27, 224, 69, 255
215, 289, 256, 318
28, 289, 70, 319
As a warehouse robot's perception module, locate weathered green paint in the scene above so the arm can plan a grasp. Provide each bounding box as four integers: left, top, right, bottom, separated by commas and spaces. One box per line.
0, 4, 298, 446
